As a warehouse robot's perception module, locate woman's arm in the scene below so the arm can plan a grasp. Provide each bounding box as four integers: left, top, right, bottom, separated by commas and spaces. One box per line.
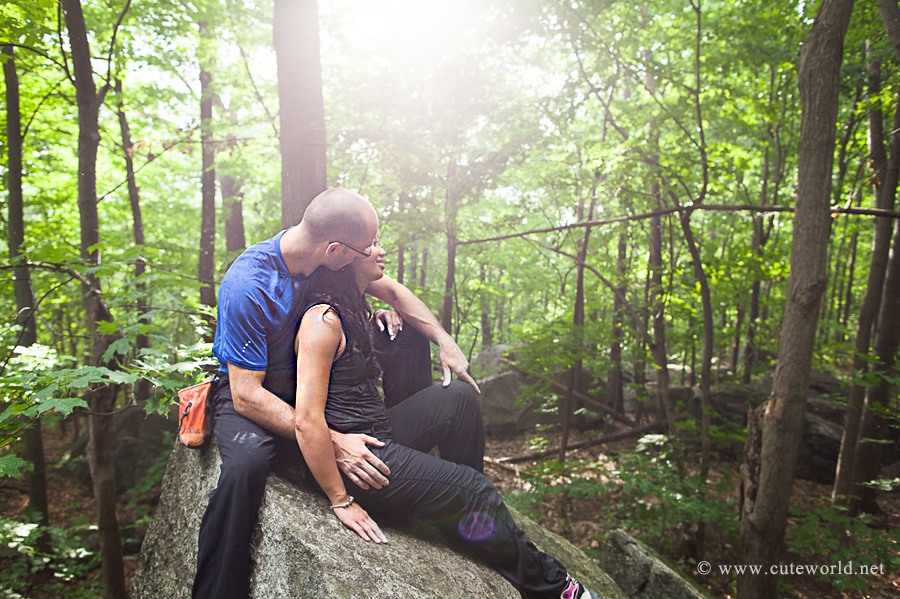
294, 305, 387, 543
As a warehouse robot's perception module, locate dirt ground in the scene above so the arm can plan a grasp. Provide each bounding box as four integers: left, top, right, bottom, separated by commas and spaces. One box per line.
483, 427, 900, 599
1, 421, 898, 598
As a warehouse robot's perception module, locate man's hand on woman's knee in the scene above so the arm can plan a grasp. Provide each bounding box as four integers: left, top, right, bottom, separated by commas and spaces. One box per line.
330, 431, 391, 489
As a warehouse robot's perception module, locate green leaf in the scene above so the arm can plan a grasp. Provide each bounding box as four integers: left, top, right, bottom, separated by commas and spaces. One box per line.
96, 320, 118, 335
101, 337, 132, 363
0, 456, 27, 478
106, 371, 139, 385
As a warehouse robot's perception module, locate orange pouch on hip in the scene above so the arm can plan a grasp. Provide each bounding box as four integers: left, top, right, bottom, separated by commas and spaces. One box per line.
178, 381, 212, 448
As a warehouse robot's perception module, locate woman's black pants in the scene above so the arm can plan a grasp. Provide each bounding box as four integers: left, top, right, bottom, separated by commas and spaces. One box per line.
192, 327, 567, 599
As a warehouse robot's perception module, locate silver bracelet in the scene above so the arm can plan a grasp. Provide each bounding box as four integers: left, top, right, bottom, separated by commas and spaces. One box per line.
331, 496, 354, 510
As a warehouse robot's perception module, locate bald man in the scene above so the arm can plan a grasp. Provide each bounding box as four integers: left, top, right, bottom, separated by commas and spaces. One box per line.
192, 188, 481, 599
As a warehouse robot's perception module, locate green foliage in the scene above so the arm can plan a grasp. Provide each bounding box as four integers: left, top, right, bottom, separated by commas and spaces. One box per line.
0, 517, 102, 599
787, 501, 900, 592
508, 434, 739, 558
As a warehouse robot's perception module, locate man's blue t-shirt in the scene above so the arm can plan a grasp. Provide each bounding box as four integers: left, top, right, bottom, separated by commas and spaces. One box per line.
212, 229, 312, 404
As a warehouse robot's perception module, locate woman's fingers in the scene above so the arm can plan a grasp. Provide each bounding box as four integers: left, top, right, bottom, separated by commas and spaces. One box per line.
336, 505, 387, 543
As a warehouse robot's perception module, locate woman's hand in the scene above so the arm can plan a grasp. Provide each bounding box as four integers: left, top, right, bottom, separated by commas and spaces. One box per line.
374, 309, 403, 340
333, 503, 388, 543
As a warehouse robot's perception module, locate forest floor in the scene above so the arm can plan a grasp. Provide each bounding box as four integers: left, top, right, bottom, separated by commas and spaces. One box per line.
0, 421, 898, 598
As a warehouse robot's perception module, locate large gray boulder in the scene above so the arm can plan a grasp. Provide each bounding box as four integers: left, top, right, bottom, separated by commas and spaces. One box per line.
132, 441, 627, 599
471, 345, 563, 435
600, 530, 714, 599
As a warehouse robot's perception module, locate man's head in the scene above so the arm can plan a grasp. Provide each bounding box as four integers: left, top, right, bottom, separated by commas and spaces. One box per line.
299, 188, 379, 271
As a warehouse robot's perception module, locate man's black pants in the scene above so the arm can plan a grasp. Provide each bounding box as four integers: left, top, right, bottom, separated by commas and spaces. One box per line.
192, 327, 568, 598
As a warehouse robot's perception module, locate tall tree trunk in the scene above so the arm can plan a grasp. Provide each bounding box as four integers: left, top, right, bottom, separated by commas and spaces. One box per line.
480, 267, 493, 348
116, 80, 151, 404
274, 0, 327, 227
419, 247, 428, 288
397, 195, 408, 284
608, 231, 626, 416
3, 45, 49, 528
850, 217, 900, 513
679, 213, 713, 479
739, 2, 855, 597
198, 21, 217, 332
441, 162, 459, 334
834, 5, 900, 504
408, 250, 418, 287
833, 90, 900, 504
60, 2, 127, 598
839, 230, 858, 330
731, 307, 745, 379
221, 174, 246, 252
650, 200, 676, 432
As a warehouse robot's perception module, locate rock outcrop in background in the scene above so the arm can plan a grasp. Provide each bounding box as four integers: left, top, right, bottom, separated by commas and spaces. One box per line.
132, 441, 628, 599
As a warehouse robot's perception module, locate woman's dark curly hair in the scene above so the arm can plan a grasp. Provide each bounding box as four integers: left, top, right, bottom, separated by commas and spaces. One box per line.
305, 265, 382, 379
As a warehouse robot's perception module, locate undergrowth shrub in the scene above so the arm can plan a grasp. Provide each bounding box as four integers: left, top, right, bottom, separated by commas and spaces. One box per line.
506, 434, 739, 562
0, 516, 101, 599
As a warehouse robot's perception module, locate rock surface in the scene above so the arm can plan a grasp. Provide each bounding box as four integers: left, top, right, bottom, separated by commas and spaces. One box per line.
471, 345, 564, 435
600, 529, 714, 599
132, 441, 627, 599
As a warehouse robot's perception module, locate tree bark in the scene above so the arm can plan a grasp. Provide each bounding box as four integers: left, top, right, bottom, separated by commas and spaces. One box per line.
738, 1, 855, 597
198, 21, 217, 328
60, 2, 127, 597
679, 212, 713, 478
221, 174, 246, 252
116, 80, 151, 404
441, 161, 459, 334
274, 0, 327, 227
850, 216, 900, 513
833, 89, 900, 503
419, 247, 428, 288
3, 44, 49, 529
608, 232, 626, 416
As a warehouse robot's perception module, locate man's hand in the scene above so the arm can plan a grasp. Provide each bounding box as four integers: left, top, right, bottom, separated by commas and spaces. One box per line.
373, 309, 403, 341
439, 339, 481, 393
331, 431, 391, 490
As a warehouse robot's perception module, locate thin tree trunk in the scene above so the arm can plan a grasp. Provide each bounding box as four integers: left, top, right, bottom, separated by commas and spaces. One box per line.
274, 0, 327, 227
679, 213, 713, 479
397, 195, 407, 284
649, 171, 676, 433
198, 21, 217, 330
833, 89, 900, 504
731, 307, 744, 379
221, 175, 246, 253
116, 80, 151, 404
850, 216, 900, 513
442, 161, 459, 334
3, 44, 49, 529
840, 230, 858, 329
739, 2, 855, 597
608, 232, 626, 416
408, 250, 418, 287
419, 248, 428, 288
60, 2, 127, 598
480, 267, 493, 348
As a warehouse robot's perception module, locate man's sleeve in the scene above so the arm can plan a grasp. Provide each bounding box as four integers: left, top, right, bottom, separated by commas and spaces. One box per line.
214, 275, 269, 371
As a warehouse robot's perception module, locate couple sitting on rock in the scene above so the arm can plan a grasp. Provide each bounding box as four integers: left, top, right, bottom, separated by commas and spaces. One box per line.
192, 188, 602, 599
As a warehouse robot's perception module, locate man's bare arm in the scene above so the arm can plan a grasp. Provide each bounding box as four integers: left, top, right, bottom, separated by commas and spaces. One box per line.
365, 276, 480, 393
228, 364, 296, 438
227, 363, 390, 489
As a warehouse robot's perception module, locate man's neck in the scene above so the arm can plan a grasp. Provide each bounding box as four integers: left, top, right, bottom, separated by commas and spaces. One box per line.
279, 227, 323, 277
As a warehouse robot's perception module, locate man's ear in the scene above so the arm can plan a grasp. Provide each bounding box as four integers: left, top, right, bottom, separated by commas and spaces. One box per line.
323, 242, 342, 257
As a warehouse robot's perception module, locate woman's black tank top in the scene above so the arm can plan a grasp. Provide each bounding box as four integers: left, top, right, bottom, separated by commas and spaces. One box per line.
305, 304, 393, 441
